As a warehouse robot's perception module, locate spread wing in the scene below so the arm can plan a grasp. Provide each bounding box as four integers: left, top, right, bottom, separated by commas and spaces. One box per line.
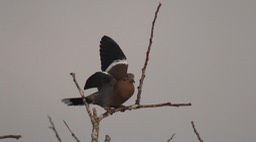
84, 72, 114, 90
99, 35, 128, 79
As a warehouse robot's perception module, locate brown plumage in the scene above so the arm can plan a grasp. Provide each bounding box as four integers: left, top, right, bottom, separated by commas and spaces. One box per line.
62, 35, 134, 108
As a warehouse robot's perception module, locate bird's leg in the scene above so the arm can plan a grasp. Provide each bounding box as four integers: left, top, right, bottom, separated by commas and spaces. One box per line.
103, 105, 130, 115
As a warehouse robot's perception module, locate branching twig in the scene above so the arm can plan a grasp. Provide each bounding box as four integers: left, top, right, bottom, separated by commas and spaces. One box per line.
191, 121, 204, 142
64, 120, 80, 142
100, 102, 191, 119
0, 135, 21, 140
70, 73, 93, 119
136, 3, 162, 105
48, 116, 62, 142
70, 73, 100, 142
167, 133, 175, 142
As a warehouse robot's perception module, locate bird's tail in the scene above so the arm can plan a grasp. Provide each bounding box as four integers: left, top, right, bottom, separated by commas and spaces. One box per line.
61, 97, 92, 106
62, 92, 98, 106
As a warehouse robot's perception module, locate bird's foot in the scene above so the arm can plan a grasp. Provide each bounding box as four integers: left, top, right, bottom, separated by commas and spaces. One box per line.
118, 105, 130, 112
104, 107, 115, 115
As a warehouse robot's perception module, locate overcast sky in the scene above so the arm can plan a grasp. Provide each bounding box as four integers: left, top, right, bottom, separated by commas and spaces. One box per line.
1, 0, 256, 142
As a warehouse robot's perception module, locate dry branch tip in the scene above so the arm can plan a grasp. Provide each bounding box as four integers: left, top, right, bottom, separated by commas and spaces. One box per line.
63, 120, 80, 142
135, 2, 162, 104
191, 121, 204, 142
48, 116, 62, 142
0, 135, 21, 140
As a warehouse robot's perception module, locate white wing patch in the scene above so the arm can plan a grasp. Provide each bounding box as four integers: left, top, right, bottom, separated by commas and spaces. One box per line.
102, 71, 109, 75
106, 59, 128, 72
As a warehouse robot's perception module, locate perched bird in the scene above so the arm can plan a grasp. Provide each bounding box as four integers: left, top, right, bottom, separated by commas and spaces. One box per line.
62, 35, 135, 108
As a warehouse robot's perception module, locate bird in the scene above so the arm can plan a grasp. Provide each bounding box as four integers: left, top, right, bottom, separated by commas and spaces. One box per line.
62, 35, 135, 109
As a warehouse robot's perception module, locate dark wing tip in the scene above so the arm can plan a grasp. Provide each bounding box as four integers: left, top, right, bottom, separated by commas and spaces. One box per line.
102, 35, 111, 40
100, 35, 127, 71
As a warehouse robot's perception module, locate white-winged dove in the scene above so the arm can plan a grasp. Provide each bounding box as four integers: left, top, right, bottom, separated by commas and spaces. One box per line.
62, 35, 135, 108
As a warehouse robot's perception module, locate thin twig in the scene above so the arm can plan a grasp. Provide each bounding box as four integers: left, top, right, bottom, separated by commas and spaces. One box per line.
91, 108, 100, 142
191, 121, 204, 142
136, 2, 162, 105
100, 102, 191, 119
48, 116, 62, 142
70, 73, 93, 119
167, 133, 175, 142
0, 135, 21, 140
70, 73, 100, 142
63, 120, 80, 142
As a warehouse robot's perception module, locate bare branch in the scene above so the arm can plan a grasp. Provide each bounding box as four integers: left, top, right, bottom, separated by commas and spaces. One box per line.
63, 120, 80, 142
136, 102, 191, 108
191, 121, 204, 142
48, 116, 62, 142
70, 73, 93, 119
70, 73, 101, 142
91, 108, 100, 142
100, 102, 191, 119
167, 133, 175, 142
0, 135, 21, 140
136, 2, 162, 105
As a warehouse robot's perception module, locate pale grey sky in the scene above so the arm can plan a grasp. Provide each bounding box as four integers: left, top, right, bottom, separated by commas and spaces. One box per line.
1, 0, 256, 142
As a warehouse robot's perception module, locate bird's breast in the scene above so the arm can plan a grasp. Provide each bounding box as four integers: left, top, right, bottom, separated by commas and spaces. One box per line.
109, 80, 134, 107
116, 80, 134, 97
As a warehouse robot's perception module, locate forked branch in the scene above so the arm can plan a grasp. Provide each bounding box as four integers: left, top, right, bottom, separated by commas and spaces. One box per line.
100, 102, 191, 119
48, 116, 62, 142
70, 73, 100, 142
